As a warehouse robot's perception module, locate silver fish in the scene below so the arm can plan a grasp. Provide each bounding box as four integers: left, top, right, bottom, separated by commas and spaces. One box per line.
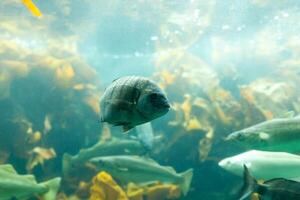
90, 155, 193, 196
225, 114, 300, 152
100, 76, 170, 132
62, 138, 146, 174
0, 164, 61, 200
219, 150, 300, 181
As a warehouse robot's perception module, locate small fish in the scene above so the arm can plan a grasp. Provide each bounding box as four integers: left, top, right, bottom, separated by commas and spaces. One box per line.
90, 155, 193, 196
0, 164, 61, 200
62, 138, 146, 175
219, 150, 300, 181
239, 165, 300, 200
225, 112, 300, 152
22, 0, 42, 17
99, 76, 170, 132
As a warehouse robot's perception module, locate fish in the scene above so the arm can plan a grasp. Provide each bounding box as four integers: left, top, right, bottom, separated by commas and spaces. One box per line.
62, 138, 146, 175
135, 122, 154, 150
99, 76, 170, 132
225, 113, 300, 152
219, 150, 300, 181
239, 165, 300, 200
89, 155, 193, 196
0, 164, 61, 200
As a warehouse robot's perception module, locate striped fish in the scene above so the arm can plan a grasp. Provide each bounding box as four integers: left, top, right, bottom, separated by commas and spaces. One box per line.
100, 76, 170, 132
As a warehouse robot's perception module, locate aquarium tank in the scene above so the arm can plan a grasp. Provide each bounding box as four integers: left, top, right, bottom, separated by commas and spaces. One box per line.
1, 0, 300, 199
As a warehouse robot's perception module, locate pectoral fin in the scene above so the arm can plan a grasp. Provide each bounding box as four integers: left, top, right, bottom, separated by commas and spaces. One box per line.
245, 162, 252, 169
0, 164, 17, 174
280, 111, 295, 118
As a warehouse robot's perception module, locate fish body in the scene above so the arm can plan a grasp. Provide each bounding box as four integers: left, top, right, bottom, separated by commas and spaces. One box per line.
90, 155, 193, 196
63, 138, 145, 174
219, 150, 300, 180
239, 165, 300, 200
100, 76, 170, 132
0, 164, 61, 200
225, 116, 300, 152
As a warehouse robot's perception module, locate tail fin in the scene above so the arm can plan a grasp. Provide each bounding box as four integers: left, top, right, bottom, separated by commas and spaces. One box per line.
179, 168, 194, 196
239, 165, 257, 200
62, 153, 72, 175
40, 177, 61, 200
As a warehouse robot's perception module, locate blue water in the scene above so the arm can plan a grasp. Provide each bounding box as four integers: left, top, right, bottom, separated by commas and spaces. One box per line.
1, 0, 300, 199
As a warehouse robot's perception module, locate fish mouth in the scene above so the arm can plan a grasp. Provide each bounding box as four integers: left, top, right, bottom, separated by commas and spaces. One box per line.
163, 102, 171, 109
224, 135, 234, 141
218, 159, 226, 168
159, 100, 171, 111
224, 131, 240, 142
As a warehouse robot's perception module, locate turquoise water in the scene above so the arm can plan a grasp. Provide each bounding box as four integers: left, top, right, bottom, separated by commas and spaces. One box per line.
1, 0, 300, 199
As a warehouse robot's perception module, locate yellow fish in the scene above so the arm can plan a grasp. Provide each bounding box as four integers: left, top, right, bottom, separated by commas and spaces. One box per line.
22, 0, 42, 17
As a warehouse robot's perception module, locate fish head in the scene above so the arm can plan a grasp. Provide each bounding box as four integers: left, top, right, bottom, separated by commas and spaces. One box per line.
137, 90, 170, 120
225, 130, 249, 143
218, 156, 246, 175
225, 128, 270, 148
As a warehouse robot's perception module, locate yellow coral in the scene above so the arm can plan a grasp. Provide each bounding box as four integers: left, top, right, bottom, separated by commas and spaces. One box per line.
185, 116, 203, 131
0, 70, 11, 100
22, 0, 42, 17
251, 193, 260, 200
181, 94, 192, 122
146, 183, 180, 200
126, 183, 143, 200
1, 60, 29, 77
27, 131, 42, 143
89, 171, 128, 200
55, 64, 75, 87
84, 94, 101, 114
126, 182, 181, 200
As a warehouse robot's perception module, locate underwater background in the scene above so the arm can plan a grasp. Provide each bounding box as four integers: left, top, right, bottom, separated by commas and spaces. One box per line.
1, 0, 300, 199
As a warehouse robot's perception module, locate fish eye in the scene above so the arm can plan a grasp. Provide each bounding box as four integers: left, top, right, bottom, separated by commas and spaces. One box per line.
149, 93, 165, 106
98, 160, 105, 165
235, 133, 243, 140
150, 93, 160, 100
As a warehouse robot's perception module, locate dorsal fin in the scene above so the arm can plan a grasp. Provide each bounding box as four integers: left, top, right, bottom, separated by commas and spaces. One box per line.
112, 77, 121, 82
295, 114, 300, 119
138, 156, 159, 164
22, 175, 37, 183
164, 166, 176, 173
123, 124, 134, 133
139, 157, 176, 172
280, 111, 295, 118
0, 164, 17, 174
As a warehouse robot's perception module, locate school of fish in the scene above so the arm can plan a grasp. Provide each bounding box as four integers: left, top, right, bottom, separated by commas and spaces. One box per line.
219, 112, 300, 199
